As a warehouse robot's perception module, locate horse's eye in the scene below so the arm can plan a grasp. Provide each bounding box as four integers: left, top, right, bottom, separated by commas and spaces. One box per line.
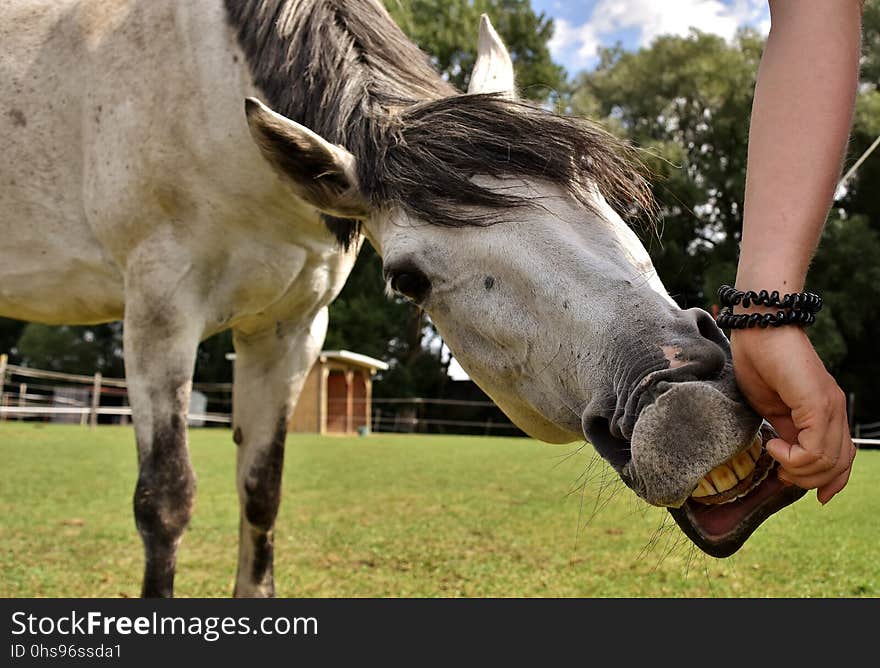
390, 270, 431, 303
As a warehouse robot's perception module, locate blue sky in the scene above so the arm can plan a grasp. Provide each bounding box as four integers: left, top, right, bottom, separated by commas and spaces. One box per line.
530, 0, 770, 74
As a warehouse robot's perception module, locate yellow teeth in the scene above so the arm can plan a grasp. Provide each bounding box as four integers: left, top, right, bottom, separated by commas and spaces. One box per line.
690, 433, 767, 504
691, 477, 717, 498
730, 451, 757, 479
748, 434, 763, 461
708, 464, 739, 493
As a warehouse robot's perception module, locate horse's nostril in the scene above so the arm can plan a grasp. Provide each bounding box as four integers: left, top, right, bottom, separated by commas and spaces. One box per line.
687, 307, 730, 350
671, 308, 728, 380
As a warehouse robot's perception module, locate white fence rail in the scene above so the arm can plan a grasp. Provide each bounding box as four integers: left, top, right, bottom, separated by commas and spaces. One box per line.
1, 354, 878, 443
0, 355, 231, 427
0, 405, 231, 424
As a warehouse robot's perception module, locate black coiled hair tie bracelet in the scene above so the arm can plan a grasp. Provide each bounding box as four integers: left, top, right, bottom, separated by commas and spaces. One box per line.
715, 285, 822, 329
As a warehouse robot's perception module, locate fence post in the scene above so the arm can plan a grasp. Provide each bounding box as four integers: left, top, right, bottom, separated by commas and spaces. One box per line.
18, 383, 27, 421
344, 370, 354, 434
0, 354, 6, 422
90, 372, 102, 428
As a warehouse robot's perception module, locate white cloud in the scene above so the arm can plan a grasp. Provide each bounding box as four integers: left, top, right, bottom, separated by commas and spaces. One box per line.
548, 0, 770, 71
549, 18, 601, 67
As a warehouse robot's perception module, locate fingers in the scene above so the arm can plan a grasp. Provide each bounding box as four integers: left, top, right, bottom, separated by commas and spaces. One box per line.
729, 329, 856, 503
767, 421, 856, 503
768, 431, 841, 476
817, 462, 853, 505
818, 428, 856, 504
765, 415, 799, 449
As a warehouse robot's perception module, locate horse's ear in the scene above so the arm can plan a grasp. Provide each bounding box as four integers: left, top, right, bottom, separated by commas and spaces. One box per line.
244, 97, 369, 218
467, 14, 516, 98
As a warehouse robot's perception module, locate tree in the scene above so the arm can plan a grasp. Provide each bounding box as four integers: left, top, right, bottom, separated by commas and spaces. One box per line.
16, 322, 125, 376
385, 0, 566, 101
571, 20, 880, 422
573, 30, 764, 307
0, 317, 26, 361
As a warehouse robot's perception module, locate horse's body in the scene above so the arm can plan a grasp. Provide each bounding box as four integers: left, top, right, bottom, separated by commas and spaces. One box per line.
0, 0, 804, 597
3, 0, 358, 597
2, 0, 352, 332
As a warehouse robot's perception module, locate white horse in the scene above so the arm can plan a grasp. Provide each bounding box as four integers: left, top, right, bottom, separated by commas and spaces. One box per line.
0, 0, 803, 597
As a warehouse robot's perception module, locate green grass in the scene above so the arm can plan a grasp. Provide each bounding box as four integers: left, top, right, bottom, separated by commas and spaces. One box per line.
0, 423, 877, 598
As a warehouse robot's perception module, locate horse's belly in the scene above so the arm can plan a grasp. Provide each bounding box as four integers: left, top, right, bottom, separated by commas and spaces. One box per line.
0, 247, 124, 325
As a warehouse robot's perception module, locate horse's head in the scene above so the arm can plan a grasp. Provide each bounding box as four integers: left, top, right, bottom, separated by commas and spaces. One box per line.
243, 16, 804, 557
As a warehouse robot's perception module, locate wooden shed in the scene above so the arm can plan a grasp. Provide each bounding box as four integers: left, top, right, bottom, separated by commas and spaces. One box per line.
287, 350, 389, 435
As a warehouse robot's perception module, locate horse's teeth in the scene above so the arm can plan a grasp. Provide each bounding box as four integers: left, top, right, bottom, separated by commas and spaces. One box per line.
748, 435, 763, 461
691, 477, 717, 498
730, 451, 756, 479
708, 464, 739, 493
691, 434, 767, 501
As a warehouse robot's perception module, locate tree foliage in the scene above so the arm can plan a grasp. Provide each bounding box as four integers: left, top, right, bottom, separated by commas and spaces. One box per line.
572, 10, 880, 421
16, 323, 125, 377
5, 1, 879, 425
573, 30, 764, 306
385, 0, 566, 101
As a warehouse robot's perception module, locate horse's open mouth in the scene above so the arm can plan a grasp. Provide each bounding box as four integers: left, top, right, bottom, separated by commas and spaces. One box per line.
668, 425, 807, 557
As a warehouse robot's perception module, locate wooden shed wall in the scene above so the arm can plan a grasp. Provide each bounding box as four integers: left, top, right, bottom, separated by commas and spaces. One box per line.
288, 365, 321, 433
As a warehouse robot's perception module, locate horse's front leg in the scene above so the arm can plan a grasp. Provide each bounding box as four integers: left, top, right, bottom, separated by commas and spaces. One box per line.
231, 308, 328, 597
124, 262, 205, 598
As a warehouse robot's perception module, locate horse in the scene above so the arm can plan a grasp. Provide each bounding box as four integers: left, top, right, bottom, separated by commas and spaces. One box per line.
0, 0, 804, 597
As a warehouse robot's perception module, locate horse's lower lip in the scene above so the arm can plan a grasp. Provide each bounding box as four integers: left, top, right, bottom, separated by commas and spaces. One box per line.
666, 424, 807, 557
668, 462, 807, 558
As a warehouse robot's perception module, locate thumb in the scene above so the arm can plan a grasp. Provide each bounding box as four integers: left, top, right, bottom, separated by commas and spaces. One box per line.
765, 414, 798, 446
763, 415, 799, 486
765, 438, 797, 473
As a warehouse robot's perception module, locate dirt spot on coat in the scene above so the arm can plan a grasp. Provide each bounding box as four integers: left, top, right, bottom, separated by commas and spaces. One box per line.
8, 109, 26, 127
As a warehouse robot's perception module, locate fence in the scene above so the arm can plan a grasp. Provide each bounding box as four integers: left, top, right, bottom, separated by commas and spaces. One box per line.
367, 397, 524, 436
0, 355, 231, 426
854, 420, 880, 448
0, 355, 522, 436
1, 354, 877, 446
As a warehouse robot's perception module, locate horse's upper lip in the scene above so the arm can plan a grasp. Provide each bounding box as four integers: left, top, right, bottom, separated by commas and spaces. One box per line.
587, 397, 806, 557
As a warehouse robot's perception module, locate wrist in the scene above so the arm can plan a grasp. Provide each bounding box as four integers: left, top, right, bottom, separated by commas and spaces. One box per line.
715, 284, 822, 330
735, 252, 809, 295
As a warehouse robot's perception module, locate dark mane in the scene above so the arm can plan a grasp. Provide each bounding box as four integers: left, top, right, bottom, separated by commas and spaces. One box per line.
363, 93, 655, 228
226, 0, 654, 248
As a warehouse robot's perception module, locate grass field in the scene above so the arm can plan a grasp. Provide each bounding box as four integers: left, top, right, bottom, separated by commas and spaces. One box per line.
0, 423, 877, 598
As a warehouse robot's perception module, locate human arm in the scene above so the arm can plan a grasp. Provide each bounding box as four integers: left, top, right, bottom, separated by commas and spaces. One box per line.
731, 0, 863, 503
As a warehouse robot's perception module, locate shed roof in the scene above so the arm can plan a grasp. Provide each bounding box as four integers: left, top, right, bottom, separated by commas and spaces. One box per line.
320, 350, 389, 371
226, 349, 389, 372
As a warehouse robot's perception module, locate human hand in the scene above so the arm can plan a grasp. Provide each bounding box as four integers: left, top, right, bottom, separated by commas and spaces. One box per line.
730, 325, 855, 503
